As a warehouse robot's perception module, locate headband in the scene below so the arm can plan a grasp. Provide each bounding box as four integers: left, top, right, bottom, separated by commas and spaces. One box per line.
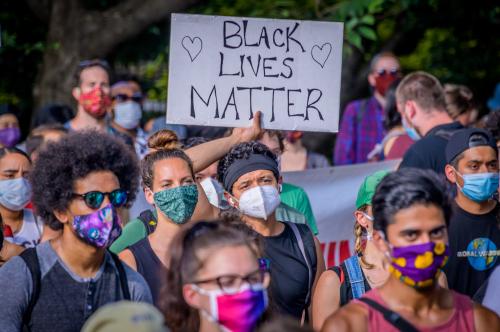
222, 154, 279, 192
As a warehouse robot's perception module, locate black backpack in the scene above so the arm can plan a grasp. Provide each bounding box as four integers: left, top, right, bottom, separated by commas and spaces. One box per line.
137, 209, 158, 235
20, 248, 130, 332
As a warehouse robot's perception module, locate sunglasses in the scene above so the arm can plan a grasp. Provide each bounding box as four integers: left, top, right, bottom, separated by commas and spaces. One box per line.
72, 189, 128, 209
376, 68, 401, 77
79, 59, 110, 70
112, 93, 143, 103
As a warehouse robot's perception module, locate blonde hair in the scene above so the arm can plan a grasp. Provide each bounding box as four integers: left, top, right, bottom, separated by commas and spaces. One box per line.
354, 205, 375, 269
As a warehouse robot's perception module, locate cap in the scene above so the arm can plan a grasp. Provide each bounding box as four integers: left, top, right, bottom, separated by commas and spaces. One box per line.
356, 170, 389, 209
445, 128, 497, 164
81, 301, 169, 332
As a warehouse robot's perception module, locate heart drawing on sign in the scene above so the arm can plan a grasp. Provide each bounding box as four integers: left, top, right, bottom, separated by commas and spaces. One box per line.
181, 36, 203, 62
311, 43, 332, 68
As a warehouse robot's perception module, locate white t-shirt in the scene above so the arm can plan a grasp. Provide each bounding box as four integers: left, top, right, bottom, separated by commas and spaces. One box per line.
6, 209, 43, 248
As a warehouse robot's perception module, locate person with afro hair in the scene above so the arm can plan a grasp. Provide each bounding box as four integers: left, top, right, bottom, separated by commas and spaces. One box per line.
0, 130, 152, 332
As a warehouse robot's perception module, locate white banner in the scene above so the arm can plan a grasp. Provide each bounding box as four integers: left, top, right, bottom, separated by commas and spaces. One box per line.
283, 159, 400, 267
167, 13, 344, 132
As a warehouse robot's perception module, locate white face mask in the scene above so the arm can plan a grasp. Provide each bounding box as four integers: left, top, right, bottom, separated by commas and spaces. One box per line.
0, 177, 31, 211
238, 185, 281, 220
360, 212, 374, 241
114, 101, 142, 129
200, 177, 230, 210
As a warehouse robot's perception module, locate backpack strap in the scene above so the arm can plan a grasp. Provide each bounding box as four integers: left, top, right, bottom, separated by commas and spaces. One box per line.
109, 252, 131, 300
358, 298, 419, 332
288, 223, 313, 306
138, 210, 157, 235
344, 255, 366, 299
20, 248, 41, 332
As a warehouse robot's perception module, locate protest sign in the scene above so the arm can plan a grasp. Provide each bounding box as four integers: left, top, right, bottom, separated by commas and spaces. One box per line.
283, 159, 400, 267
167, 13, 344, 132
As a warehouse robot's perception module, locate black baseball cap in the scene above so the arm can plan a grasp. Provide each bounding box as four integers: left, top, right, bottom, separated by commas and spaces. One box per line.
445, 128, 498, 164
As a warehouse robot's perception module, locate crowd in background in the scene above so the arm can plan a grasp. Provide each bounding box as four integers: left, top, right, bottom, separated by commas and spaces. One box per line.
0, 52, 498, 332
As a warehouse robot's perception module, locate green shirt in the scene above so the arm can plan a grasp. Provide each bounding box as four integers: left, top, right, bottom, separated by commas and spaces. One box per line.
109, 211, 156, 254
280, 182, 318, 235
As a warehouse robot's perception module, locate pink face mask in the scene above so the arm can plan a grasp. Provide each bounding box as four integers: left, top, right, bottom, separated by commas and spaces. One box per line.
79, 86, 111, 118
192, 284, 268, 332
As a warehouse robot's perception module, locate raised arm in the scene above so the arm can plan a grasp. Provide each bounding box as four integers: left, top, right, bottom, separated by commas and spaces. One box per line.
185, 112, 263, 173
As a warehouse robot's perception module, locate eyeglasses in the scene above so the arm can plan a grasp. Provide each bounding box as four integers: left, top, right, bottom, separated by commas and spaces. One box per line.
376, 68, 401, 77
193, 268, 267, 294
79, 59, 110, 70
72, 189, 128, 209
112, 93, 143, 103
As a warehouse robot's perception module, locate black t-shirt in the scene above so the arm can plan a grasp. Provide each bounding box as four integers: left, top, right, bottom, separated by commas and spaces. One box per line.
399, 121, 464, 175
444, 202, 500, 297
263, 222, 317, 319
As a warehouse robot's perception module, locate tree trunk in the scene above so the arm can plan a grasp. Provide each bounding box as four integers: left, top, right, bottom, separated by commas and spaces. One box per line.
31, 0, 201, 113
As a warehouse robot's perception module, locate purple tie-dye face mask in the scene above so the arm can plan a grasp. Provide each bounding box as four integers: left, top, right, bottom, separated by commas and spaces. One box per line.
389, 241, 449, 289
72, 203, 122, 248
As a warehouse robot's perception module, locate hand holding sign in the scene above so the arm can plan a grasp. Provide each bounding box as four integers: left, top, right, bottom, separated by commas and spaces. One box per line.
232, 111, 264, 143
311, 43, 332, 68
182, 36, 203, 62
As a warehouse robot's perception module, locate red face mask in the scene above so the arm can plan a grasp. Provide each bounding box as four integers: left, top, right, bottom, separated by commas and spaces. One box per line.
374, 74, 398, 97
286, 131, 303, 144
79, 86, 111, 118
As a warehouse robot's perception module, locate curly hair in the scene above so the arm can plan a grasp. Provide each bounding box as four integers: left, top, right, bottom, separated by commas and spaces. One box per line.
30, 130, 139, 230
217, 141, 278, 192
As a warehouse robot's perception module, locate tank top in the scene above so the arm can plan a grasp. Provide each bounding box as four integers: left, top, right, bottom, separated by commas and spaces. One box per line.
354, 288, 476, 332
263, 222, 317, 319
6, 209, 43, 248
330, 256, 371, 306
128, 237, 167, 306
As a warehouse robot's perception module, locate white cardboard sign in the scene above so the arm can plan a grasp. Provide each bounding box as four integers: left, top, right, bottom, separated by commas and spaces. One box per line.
167, 14, 344, 132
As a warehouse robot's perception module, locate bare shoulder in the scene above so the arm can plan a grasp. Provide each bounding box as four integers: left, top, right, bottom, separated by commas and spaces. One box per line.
473, 302, 500, 331
118, 248, 137, 271
317, 269, 341, 289
321, 301, 368, 332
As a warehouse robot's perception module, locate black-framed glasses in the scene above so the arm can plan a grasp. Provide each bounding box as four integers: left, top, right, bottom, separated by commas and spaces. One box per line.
376, 68, 401, 77
193, 268, 267, 294
79, 59, 110, 70
72, 189, 128, 209
112, 93, 143, 103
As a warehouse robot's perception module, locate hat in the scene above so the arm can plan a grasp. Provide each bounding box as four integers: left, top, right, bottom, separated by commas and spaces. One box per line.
81, 301, 169, 332
487, 83, 500, 111
356, 170, 389, 209
445, 128, 497, 164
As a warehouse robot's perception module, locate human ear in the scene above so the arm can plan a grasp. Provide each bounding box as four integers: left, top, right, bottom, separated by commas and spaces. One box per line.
72, 87, 81, 102
183, 284, 202, 309
444, 165, 458, 184
53, 209, 71, 225
224, 192, 239, 209
145, 187, 155, 205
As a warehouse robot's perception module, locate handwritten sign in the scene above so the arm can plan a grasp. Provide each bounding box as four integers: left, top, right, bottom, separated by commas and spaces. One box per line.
167, 14, 344, 132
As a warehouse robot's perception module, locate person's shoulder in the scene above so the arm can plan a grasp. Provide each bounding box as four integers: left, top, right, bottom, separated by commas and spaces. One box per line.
109, 218, 146, 254
473, 301, 500, 331
321, 300, 368, 332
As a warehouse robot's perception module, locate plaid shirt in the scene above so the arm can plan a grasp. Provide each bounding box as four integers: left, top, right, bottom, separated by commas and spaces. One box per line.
334, 96, 385, 165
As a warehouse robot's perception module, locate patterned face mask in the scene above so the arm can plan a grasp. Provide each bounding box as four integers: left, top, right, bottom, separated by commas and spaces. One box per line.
79, 86, 111, 118
72, 203, 122, 248
389, 241, 449, 289
153, 184, 198, 224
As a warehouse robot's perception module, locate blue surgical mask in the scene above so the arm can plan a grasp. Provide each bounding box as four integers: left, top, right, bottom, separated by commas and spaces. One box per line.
0, 177, 31, 211
402, 116, 421, 141
114, 101, 142, 130
455, 170, 499, 202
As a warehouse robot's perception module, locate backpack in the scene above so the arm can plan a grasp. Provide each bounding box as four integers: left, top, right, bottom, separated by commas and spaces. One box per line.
331, 255, 367, 305
20, 248, 130, 332
138, 210, 158, 235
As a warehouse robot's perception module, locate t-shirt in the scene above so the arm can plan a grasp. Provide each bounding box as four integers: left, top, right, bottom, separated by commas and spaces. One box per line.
444, 202, 500, 297
5, 209, 43, 248
0, 241, 152, 332
264, 222, 317, 319
281, 183, 319, 235
399, 121, 464, 174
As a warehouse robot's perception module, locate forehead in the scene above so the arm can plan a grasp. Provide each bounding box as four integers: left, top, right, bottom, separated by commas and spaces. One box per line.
389, 204, 446, 231
235, 169, 275, 184
153, 157, 191, 178
111, 83, 134, 97
0, 153, 30, 169
196, 245, 258, 278
73, 170, 119, 192
460, 146, 498, 163
80, 66, 109, 83
374, 56, 400, 71
0, 114, 18, 124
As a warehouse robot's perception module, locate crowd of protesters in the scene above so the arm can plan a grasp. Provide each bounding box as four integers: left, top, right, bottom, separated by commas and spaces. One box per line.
0, 52, 498, 332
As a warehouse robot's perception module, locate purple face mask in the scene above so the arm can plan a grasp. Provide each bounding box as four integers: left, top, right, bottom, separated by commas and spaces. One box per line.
389, 241, 449, 289
72, 203, 122, 248
0, 127, 21, 148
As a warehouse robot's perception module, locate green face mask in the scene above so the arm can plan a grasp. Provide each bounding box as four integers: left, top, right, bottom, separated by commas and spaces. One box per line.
153, 184, 198, 224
